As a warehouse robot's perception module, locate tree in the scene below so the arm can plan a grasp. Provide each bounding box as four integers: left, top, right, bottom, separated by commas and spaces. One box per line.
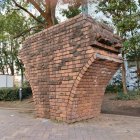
125, 33, 140, 88
62, 5, 81, 18
0, 11, 29, 75
98, 0, 140, 93
0, 0, 84, 28
0, 0, 92, 76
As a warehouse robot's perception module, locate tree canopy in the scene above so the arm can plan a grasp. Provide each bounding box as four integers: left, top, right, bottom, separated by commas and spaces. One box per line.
0, 0, 84, 27
0, 11, 28, 75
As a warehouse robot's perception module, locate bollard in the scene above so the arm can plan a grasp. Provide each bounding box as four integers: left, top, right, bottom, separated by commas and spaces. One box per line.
19, 87, 22, 101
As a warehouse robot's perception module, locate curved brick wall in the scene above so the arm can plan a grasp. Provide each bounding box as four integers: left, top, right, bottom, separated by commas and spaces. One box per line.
19, 14, 122, 123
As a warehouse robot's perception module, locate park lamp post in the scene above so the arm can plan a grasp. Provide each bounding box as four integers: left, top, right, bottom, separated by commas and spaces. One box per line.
19, 75, 22, 101
19, 90, 22, 101
17, 57, 23, 101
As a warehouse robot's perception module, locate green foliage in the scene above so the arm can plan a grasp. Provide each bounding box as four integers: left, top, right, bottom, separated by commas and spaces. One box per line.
0, 87, 32, 101
0, 11, 29, 75
124, 33, 140, 60
62, 6, 81, 19
98, 0, 140, 66
22, 81, 30, 87
99, 0, 140, 92
98, 0, 139, 36
106, 84, 123, 93
106, 71, 123, 93
0, 11, 29, 40
4, 11, 28, 37
115, 91, 140, 100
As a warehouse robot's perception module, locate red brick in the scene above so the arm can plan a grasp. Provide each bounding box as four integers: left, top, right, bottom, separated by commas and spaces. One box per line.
19, 14, 122, 123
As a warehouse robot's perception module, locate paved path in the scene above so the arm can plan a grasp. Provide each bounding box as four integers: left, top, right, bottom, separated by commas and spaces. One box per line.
0, 109, 140, 140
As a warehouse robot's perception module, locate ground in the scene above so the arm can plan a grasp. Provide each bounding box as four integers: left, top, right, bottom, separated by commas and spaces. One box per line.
0, 98, 34, 110
101, 94, 140, 117
0, 94, 140, 140
0, 109, 140, 140
0, 94, 140, 117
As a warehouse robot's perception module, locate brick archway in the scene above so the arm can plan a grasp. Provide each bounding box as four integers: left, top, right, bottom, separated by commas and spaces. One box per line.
66, 53, 121, 122
19, 14, 122, 123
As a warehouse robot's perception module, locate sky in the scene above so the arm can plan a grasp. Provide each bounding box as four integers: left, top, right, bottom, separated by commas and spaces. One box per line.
27, 1, 110, 23
56, 1, 112, 23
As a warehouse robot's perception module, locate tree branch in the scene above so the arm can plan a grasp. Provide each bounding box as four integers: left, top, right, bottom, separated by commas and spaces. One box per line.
27, 0, 48, 20
12, 0, 44, 25
13, 25, 43, 39
50, 0, 58, 25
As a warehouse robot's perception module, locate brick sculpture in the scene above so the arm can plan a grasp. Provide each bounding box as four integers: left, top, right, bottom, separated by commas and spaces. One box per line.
19, 14, 122, 123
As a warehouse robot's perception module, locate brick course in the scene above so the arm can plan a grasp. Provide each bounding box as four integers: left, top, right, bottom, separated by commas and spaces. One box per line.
19, 14, 122, 123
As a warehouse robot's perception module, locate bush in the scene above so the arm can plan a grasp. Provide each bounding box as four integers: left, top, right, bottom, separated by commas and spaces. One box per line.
137, 89, 140, 95
115, 91, 140, 100
105, 84, 123, 93
0, 87, 32, 101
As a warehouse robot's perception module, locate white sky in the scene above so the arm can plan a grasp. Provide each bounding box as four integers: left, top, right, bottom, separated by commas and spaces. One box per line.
28, 0, 139, 34
56, 1, 113, 25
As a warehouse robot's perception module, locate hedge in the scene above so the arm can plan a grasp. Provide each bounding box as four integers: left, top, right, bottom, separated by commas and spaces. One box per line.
115, 90, 140, 100
0, 87, 32, 101
105, 84, 123, 93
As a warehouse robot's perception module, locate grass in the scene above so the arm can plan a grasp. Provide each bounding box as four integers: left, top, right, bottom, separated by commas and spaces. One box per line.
115, 90, 140, 100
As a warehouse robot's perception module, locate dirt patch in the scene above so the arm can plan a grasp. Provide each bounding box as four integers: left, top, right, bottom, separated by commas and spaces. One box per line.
0, 95, 140, 117
0, 97, 34, 110
101, 94, 140, 117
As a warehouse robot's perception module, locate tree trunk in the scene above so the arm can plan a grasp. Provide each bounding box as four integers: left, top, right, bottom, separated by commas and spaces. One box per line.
20, 65, 24, 87
9, 64, 14, 75
50, 0, 58, 25
136, 58, 140, 89
82, 0, 88, 14
122, 53, 127, 94
1, 68, 5, 75
6, 66, 9, 74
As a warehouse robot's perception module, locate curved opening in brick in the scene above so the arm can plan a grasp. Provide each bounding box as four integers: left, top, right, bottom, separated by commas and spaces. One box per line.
67, 58, 120, 122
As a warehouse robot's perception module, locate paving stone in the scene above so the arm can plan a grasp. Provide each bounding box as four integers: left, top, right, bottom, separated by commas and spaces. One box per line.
0, 109, 140, 140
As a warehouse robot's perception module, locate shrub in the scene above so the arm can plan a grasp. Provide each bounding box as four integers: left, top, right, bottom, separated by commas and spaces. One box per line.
0, 87, 32, 101
137, 89, 140, 95
105, 84, 123, 93
115, 91, 140, 100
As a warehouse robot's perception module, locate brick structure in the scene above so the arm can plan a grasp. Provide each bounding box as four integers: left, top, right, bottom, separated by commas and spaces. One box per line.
19, 14, 122, 123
